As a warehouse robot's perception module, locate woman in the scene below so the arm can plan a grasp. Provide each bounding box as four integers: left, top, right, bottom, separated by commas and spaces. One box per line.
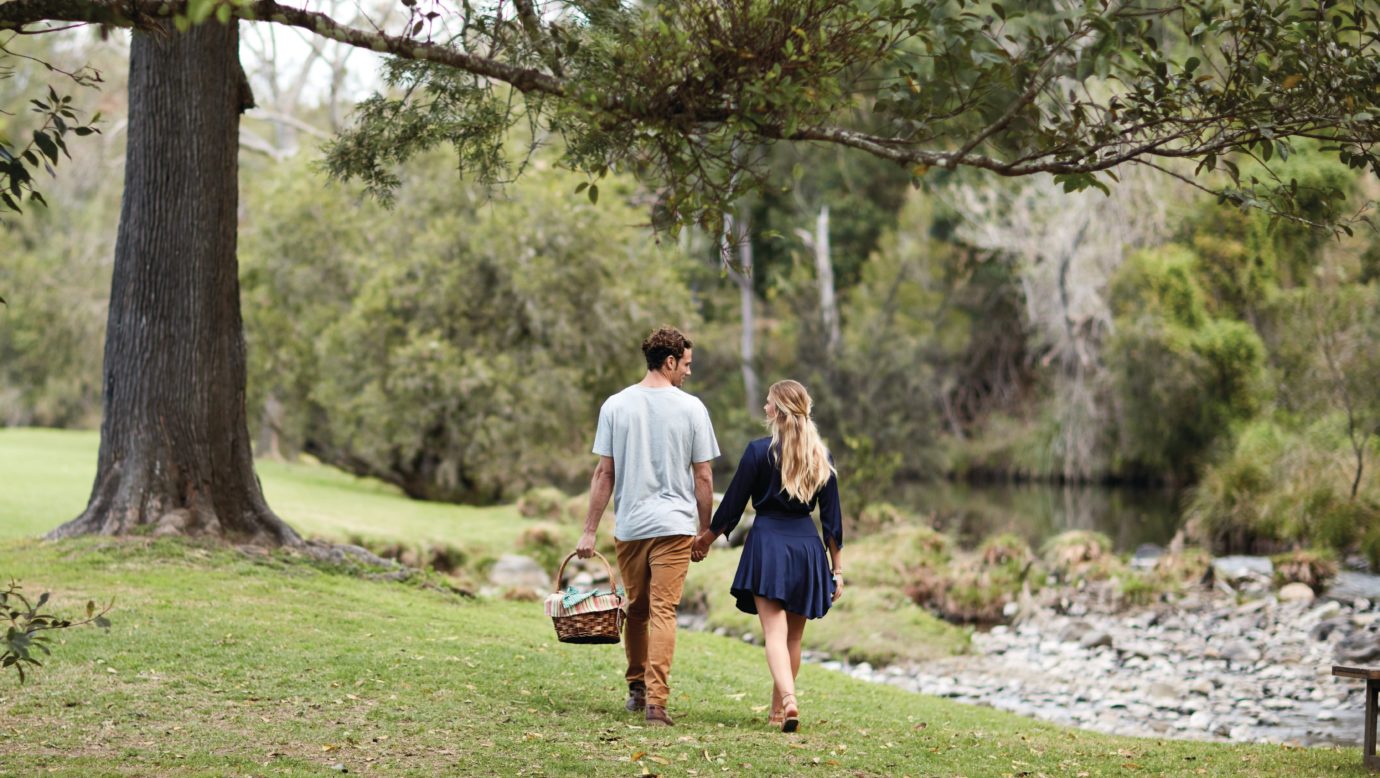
691, 380, 843, 733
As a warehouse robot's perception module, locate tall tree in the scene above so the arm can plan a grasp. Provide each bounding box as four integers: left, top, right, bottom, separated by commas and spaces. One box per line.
2, 0, 1378, 543
46, 22, 298, 542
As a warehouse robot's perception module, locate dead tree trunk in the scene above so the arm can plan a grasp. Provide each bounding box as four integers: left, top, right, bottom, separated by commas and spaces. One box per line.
813, 206, 840, 356
721, 208, 760, 417
48, 21, 300, 545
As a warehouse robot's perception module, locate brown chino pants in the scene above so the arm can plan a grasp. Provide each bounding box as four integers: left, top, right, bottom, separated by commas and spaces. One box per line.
615, 534, 693, 708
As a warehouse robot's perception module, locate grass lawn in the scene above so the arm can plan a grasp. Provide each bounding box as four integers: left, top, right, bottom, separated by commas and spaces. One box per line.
0, 427, 1367, 775
0, 538, 1364, 777
0, 429, 526, 553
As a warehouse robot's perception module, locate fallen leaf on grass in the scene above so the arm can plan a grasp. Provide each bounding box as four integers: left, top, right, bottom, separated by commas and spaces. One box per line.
646, 755, 669, 765
632, 751, 645, 762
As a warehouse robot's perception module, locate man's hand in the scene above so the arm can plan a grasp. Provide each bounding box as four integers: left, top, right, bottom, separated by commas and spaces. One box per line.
576, 529, 597, 559
691, 530, 715, 562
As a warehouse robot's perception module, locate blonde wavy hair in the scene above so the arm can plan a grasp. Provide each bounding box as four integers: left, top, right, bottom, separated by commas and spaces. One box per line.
766, 380, 835, 503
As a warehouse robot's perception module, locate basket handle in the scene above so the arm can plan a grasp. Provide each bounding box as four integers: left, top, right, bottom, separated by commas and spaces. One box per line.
554, 549, 618, 594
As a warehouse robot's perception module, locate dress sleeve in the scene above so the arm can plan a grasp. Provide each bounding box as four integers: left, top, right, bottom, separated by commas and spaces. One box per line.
818, 470, 843, 550
710, 442, 758, 537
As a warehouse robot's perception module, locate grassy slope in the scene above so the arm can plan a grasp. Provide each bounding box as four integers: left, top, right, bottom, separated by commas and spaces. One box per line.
0, 429, 1363, 775
0, 429, 522, 552
0, 539, 1360, 777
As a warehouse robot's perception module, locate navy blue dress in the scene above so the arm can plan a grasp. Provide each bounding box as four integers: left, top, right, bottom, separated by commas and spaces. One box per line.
710, 437, 844, 619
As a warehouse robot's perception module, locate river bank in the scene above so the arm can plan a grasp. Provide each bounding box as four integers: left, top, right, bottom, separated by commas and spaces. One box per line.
824, 565, 1380, 747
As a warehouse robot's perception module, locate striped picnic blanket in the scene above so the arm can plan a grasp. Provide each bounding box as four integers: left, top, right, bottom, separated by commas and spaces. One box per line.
544, 587, 624, 618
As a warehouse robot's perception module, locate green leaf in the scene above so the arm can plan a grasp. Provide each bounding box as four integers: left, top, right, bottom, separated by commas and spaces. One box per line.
587, 184, 598, 204
32, 131, 58, 164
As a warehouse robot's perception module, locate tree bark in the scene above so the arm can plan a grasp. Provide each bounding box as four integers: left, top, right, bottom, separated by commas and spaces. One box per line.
48, 20, 300, 545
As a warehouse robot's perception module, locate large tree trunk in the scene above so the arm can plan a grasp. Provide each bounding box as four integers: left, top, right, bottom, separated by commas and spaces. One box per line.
48, 21, 299, 545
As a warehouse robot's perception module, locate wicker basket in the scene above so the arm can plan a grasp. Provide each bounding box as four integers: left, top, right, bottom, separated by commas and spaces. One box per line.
550, 550, 624, 645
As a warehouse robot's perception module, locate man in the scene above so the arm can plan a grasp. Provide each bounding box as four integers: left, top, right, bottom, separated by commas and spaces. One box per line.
577, 325, 719, 727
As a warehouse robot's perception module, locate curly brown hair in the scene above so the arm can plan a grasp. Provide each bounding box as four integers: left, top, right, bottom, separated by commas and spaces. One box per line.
642, 326, 693, 371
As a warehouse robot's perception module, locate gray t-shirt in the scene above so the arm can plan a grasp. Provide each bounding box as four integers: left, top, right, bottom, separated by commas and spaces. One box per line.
592, 385, 721, 541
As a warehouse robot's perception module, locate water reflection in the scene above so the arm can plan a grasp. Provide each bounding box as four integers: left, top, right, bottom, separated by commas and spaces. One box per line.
895, 481, 1184, 552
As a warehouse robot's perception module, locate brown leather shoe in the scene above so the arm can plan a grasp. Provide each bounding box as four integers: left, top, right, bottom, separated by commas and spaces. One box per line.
645, 704, 674, 727
625, 682, 646, 713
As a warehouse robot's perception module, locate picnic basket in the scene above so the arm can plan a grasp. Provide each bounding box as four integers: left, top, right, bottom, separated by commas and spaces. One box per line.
547, 550, 624, 644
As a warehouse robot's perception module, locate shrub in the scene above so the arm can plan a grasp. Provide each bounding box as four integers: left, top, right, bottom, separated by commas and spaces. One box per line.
3, 582, 113, 684
517, 486, 568, 520
1040, 530, 1121, 583
853, 502, 912, 536
1271, 549, 1339, 591
1188, 417, 1380, 554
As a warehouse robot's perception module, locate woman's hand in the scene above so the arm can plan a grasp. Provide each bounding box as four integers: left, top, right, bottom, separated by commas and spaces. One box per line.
690, 530, 716, 562
832, 573, 844, 602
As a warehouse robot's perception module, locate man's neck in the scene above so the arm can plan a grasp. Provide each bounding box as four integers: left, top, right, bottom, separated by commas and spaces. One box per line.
639, 370, 674, 388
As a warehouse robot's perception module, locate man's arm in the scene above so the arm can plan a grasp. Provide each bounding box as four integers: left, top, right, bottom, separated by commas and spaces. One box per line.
692, 460, 714, 533
576, 456, 615, 558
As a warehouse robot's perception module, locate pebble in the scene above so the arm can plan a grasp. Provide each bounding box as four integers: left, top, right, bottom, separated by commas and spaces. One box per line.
831, 583, 1374, 747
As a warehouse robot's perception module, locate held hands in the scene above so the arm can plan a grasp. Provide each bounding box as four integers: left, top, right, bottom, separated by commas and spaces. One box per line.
690, 530, 716, 562
832, 573, 844, 603
575, 529, 597, 559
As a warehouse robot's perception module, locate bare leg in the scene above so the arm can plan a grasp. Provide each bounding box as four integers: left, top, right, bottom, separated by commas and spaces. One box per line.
755, 596, 799, 731
770, 611, 808, 725
786, 611, 806, 682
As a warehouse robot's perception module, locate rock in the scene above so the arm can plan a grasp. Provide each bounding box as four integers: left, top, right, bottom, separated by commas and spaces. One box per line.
1335, 628, 1380, 664
1310, 617, 1353, 642
1277, 582, 1315, 603
1078, 630, 1114, 650
488, 554, 550, 591
1188, 678, 1215, 696
1057, 620, 1094, 644
1304, 601, 1344, 625
1003, 600, 1021, 619
1328, 571, 1380, 601
1219, 640, 1262, 665
1131, 544, 1164, 570
1213, 556, 1274, 583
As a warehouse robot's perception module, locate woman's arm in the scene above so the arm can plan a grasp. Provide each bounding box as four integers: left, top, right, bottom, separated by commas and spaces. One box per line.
827, 538, 843, 601
708, 442, 758, 538
693, 445, 757, 562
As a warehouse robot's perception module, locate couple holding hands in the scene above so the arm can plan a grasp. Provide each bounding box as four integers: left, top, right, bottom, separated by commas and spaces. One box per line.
575, 326, 844, 732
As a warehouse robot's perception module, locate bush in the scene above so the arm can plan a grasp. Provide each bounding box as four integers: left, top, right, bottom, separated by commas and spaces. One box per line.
1040, 530, 1122, 584
516, 522, 577, 572
853, 502, 912, 536
1188, 417, 1380, 554
1152, 546, 1213, 589
517, 487, 568, 520
850, 525, 951, 591
1271, 549, 1339, 591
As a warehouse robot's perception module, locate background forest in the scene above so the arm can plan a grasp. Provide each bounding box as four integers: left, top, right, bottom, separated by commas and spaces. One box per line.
3, 27, 1380, 565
